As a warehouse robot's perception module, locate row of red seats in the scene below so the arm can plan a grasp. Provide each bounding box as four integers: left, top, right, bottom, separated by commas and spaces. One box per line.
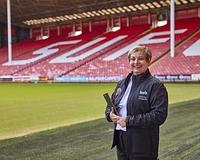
0, 18, 199, 79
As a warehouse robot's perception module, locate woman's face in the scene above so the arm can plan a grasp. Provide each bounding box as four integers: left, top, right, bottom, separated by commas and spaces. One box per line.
129, 51, 150, 75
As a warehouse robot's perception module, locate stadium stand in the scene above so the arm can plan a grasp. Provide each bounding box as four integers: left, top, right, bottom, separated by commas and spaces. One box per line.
0, 17, 200, 81
0, 27, 106, 77
150, 27, 200, 76
0, 1, 199, 82
65, 18, 200, 79
0, 24, 149, 79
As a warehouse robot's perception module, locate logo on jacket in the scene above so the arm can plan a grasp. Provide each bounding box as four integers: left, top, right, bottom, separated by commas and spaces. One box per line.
116, 88, 122, 95
139, 90, 148, 100
140, 91, 147, 95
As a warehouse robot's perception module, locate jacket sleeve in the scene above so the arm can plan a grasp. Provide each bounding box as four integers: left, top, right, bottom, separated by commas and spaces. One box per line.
105, 104, 112, 122
126, 82, 168, 128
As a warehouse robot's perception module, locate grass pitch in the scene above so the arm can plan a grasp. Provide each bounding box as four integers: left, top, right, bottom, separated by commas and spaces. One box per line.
0, 98, 199, 160
0, 83, 200, 160
0, 83, 114, 139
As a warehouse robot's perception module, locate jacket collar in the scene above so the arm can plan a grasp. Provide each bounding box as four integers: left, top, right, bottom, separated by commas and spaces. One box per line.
125, 69, 151, 88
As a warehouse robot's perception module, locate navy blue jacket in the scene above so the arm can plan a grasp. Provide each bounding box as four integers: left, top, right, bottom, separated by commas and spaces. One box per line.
105, 69, 168, 158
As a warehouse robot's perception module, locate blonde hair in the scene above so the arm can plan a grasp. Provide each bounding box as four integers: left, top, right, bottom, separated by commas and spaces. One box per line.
128, 46, 152, 63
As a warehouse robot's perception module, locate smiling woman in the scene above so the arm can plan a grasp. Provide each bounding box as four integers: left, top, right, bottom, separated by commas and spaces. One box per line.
105, 46, 168, 160
128, 46, 152, 75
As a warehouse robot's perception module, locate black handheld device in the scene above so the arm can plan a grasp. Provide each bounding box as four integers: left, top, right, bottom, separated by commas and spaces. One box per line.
103, 93, 119, 115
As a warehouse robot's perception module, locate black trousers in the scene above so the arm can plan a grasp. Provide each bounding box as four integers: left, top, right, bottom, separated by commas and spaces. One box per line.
116, 130, 128, 160
116, 130, 158, 160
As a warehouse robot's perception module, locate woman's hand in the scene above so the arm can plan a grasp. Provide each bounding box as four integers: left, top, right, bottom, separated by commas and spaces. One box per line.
110, 107, 120, 123
117, 116, 126, 128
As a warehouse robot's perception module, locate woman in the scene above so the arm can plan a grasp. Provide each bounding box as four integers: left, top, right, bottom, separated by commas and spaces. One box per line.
105, 46, 168, 160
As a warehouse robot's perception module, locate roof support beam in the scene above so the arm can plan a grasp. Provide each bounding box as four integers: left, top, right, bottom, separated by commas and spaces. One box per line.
170, 0, 175, 57
7, 0, 12, 64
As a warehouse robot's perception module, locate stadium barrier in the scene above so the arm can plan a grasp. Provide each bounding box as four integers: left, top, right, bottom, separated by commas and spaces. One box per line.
0, 76, 46, 83
54, 74, 200, 83
0, 74, 200, 83
54, 76, 122, 82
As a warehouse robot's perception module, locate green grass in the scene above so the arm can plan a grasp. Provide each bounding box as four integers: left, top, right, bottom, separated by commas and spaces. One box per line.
0, 83, 200, 140
159, 99, 200, 160
0, 83, 200, 160
0, 83, 114, 139
165, 83, 200, 104
0, 98, 199, 160
0, 118, 115, 160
